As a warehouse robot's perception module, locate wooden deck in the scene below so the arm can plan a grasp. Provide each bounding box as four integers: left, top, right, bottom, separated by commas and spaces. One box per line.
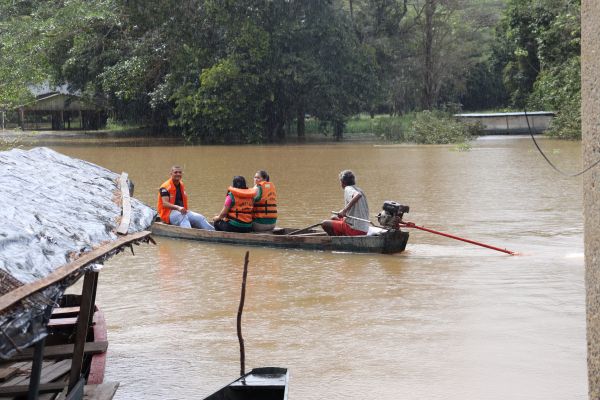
0, 302, 114, 400
0, 360, 118, 399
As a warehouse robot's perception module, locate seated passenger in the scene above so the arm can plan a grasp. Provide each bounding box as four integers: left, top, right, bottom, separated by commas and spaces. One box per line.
157, 165, 214, 230
252, 170, 277, 232
321, 169, 369, 236
213, 176, 261, 233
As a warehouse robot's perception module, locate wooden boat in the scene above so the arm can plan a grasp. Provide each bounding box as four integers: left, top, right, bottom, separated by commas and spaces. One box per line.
203, 367, 289, 400
151, 222, 409, 254
0, 294, 115, 399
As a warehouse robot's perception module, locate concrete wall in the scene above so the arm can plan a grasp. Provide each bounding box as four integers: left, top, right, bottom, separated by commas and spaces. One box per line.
455, 113, 554, 134
582, 2, 600, 399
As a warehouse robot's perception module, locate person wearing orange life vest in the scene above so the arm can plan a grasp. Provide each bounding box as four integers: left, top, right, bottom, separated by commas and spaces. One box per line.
157, 165, 214, 230
252, 170, 277, 232
213, 176, 262, 233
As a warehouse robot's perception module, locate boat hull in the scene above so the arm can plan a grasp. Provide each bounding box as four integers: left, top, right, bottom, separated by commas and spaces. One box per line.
203, 367, 289, 400
151, 222, 408, 254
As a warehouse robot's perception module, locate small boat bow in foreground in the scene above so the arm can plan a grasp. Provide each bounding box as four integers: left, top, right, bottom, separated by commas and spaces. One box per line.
203, 367, 289, 400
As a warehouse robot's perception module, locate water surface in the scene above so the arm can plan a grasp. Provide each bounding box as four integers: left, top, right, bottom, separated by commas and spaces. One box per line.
57, 136, 585, 399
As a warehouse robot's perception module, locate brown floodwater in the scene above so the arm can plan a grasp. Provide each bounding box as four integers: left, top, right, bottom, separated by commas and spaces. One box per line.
52, 136, 585, 399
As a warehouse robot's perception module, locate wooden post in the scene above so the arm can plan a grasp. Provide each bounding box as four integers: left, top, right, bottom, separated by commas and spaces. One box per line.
26, 340, 45, 400
86, 270, 99, 330
116, 173, 132, 235
237, 251, 249, 377
27, 305, 53, 400
19, 109, 25, 130
68, 270, 99, 392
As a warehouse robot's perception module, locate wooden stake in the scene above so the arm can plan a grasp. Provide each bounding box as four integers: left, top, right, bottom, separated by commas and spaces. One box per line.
237, 251, 249, 376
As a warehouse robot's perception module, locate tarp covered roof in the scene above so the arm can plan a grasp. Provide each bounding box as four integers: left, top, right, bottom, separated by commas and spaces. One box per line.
0, 147, 155, 359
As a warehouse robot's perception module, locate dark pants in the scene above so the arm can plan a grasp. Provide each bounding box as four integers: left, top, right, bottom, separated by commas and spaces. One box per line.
214, 220, 252, 233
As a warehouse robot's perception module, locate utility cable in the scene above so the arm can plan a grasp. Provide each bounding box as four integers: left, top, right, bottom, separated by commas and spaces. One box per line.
524, 109, 600, 177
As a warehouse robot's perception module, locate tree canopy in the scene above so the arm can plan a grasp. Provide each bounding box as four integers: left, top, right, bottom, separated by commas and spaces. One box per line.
0, 0, 581, 141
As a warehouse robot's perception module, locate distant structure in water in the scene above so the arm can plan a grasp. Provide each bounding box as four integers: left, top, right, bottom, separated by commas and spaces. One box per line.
455, 111, 555, 135
15, 92, 107, 130
0, 83, 108, 131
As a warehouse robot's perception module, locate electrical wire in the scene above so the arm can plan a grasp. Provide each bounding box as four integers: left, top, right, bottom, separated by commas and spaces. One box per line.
524, 109, 600, 177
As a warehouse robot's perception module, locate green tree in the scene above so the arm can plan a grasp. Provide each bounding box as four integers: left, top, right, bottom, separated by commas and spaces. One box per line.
495, 0, 580, 137
173, 0, 378, 143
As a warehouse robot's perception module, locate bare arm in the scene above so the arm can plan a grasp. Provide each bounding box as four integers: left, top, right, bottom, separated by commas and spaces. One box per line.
213, 205, 229, 222
162, 195, 187, 214
338, 192, 362, 218
213, 195, 231, 222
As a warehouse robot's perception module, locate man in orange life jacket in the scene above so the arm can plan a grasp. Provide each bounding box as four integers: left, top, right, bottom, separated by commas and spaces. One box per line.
157, 166, 214, 230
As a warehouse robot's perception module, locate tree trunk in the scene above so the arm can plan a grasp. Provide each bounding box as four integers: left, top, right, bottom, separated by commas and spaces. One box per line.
334, 120, 344, 141
422, 0, 436, 110
349, 0, 353, 21
276, 121, 285, 141
297, 107, 305, 139
150, 108, 169, 132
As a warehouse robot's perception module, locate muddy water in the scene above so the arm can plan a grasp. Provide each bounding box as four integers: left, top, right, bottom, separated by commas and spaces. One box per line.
54, 136, 585, 399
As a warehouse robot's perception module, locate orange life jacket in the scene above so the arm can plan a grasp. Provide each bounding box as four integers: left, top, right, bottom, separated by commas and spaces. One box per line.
225, 187, 256, 224
253, 181, 277, 219
157, 178, 188, 224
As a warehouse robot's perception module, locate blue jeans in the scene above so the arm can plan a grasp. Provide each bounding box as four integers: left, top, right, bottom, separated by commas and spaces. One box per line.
169, 210, 215, 230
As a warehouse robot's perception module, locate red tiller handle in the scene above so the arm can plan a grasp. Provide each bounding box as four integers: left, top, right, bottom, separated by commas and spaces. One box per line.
400, 221, 516, 255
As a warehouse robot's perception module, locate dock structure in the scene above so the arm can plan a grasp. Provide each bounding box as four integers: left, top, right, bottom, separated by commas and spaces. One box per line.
0, 148, 155, 399
455, 111, 555, 134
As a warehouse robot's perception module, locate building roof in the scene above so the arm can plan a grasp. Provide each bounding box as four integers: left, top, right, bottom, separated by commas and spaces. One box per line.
0, 147, 155, 359
19, 93, 102, 112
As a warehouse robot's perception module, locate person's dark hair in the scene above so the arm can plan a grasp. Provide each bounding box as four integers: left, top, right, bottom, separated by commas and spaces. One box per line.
232, 176, 248, 189
257, 170, 270, 182
339, 170, 355, 186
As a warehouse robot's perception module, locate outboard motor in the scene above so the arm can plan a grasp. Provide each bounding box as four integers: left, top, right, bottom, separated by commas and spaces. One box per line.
377, 201, 409, 229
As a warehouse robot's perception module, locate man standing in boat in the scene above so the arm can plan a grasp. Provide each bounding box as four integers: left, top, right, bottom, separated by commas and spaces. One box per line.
321, 170, 369, 236
157, 166, 215, 230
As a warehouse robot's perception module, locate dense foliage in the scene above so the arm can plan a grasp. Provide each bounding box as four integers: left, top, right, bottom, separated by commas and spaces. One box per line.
493, 0, 580, 138
0, 0, 581, 142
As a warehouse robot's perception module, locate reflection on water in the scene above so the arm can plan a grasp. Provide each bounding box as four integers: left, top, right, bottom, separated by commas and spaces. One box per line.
59, 136, 585, 399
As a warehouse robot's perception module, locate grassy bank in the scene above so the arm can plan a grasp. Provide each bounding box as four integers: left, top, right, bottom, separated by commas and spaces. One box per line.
299, 114, 415, 140
1, 112, 480, 145
298, 112, 479, 144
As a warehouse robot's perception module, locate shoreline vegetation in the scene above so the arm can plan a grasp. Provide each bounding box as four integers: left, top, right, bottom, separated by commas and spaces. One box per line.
2, 109, 574, 149
0, 1, 580, 146
0, 111, 486, 147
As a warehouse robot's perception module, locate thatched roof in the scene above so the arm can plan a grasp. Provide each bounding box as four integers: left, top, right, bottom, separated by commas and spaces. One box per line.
0, 147, 155, 359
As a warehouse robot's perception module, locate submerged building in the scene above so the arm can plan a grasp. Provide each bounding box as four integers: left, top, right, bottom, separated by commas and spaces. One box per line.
16, 92, 107, 131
